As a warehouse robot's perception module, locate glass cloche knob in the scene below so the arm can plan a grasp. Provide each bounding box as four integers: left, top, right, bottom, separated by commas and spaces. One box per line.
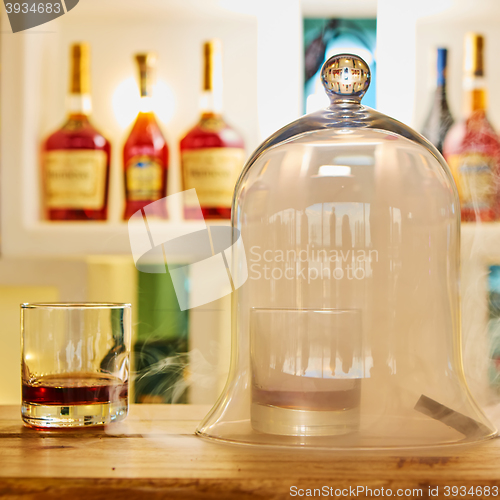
321, 54, 370, 102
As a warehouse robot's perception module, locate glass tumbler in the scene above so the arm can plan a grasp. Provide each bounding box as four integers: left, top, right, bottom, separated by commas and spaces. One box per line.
21, 303, 131, 428
251, 308, 363, 436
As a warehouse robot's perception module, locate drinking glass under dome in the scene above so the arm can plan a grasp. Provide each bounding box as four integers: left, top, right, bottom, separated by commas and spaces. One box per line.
197, 54, 496, 449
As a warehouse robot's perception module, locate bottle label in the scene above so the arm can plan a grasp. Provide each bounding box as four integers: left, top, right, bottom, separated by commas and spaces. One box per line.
448, 153, 496, 209
181, 147, 245, 208
126, 156, 163, 201
44, 150, 107, 209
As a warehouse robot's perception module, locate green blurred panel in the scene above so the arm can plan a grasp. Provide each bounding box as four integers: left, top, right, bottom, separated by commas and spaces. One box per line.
137, 265, 188, 341
134, 265, 189, 404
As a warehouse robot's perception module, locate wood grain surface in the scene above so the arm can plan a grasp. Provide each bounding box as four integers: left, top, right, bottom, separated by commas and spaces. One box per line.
1, 405, 500, 499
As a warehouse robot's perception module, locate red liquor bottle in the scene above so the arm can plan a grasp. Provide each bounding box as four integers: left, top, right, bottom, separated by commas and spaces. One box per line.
180, 39, 245, 220
443, 33, 500, 222
42, 43, 111, 221
123, 53, 168, 220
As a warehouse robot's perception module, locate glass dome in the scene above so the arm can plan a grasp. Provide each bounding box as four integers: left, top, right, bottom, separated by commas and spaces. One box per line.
196, 54, 497, 449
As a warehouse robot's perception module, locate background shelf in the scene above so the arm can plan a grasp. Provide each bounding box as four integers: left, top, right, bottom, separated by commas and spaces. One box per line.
0, 0, 302, 257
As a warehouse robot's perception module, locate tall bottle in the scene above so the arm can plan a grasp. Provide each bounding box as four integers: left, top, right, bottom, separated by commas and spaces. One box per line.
180, 39, 245, 220
43, 43, 111, 221
123, 53, 169, 220
421, 48, 454, 154
443, 33, 500, 222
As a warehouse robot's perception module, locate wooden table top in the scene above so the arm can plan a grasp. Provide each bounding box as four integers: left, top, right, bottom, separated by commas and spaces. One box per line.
1, 404, 500, 499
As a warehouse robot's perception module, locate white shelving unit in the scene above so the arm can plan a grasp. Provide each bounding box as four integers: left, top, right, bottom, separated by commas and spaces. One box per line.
0, 0, 302, 257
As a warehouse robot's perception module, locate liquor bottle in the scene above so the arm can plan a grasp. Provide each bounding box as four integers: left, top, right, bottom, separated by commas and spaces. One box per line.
421, 48, 454, 154
42, 43, 111, 221
123, 53, 168, 220
443, 33, 500, 222
180, 39, 245, 220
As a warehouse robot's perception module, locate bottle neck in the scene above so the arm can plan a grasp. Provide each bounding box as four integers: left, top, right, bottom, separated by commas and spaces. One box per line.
200, 89, 222, 117
135, 53, 157, 116
434, 83, 449, 107
436, 49, 447, 88
139, 96, 153, 114
463, 34, 486, 115
68, 43, 91, 119
67, 93, 92, 118
464, 76, 487, 114
435, 48, 449, 102
201, 40, 223, 117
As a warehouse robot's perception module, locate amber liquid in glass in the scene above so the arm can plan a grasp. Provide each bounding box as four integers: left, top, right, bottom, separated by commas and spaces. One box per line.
251, 378, 362, 436
23, 372, 128, 405
43, 43, 111, 221
44, 115, 111, 221
180, 40, 244, 220
180, 112, 244, 219
444, 109, 500, 222
123, 53, 168, 220
443, 33, 500, 222
123, 111, 168, 219
253, 381, 361, 412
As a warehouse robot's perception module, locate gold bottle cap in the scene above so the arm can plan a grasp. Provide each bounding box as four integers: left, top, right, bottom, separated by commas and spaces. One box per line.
135, 52, 157, 98
464, 33, 484, 77
69, 42, 91, 95
203, 39, 222, 92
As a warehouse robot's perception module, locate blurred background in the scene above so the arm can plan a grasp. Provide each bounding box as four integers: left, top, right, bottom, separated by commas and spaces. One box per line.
2, 0, 500, 417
